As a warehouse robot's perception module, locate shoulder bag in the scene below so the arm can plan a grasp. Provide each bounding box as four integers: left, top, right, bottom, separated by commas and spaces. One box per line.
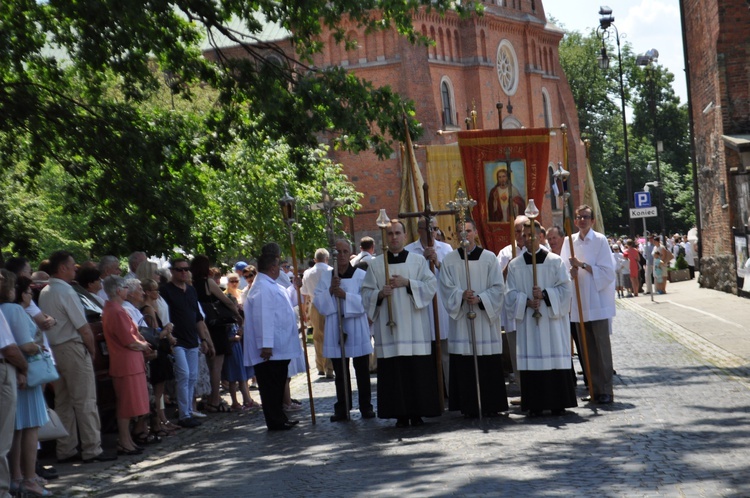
26, 348, 59, 388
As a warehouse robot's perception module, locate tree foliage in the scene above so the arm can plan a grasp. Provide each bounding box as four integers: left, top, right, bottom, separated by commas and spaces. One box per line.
558, 27, 693, 236
0, 0, 480, 264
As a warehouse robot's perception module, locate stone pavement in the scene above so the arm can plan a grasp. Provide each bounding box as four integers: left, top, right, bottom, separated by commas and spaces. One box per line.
42, 277, 750, 497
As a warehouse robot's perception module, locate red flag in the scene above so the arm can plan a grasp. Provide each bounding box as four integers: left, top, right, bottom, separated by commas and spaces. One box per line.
457, 128, 551, 254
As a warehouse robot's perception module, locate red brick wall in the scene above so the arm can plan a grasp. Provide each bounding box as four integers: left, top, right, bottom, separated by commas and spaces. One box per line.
683, 0, 750, 259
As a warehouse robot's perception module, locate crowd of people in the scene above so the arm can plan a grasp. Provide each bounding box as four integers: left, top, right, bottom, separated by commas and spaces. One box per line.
611, 232, 697, 298
0, 213, 699, 495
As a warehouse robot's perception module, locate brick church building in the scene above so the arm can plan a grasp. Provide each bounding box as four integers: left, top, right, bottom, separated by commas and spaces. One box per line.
681, 0, 750, 295
212, 0, 588, 244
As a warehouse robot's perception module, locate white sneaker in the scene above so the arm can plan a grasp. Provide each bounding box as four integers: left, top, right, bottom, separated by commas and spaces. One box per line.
283, 402, 303, 412
192, 411, 207, 418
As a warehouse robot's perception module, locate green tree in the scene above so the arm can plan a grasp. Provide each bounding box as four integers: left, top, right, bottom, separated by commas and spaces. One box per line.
557, 26, 693, 235
1, 0, 480, 262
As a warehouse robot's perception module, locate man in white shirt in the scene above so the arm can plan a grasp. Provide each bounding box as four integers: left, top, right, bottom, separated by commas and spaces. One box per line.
351, 237, 376, 266
559, 205, 617, 404
301, 249, 333, 378
244, 243, 303, 431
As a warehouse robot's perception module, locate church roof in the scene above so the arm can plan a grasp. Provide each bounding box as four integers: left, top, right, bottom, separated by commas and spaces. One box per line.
199, 13, 291, 50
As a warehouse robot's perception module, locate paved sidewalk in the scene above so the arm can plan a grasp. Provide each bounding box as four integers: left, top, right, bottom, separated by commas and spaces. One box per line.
40, 279, 750, 497
618, 276, 750, 371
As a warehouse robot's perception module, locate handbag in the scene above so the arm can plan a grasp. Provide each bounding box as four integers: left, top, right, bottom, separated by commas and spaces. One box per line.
203, 299, 237, 327
26, 349, 59, 387
139, 326, 161, 348
38, 408, 69, 442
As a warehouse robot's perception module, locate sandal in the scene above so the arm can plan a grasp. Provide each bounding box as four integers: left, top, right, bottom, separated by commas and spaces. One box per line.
162, 421, 182, 431
205, 401, 231, 413
132, 432, 161, 445
243, 399, 261, 410
153, 429, 170, 438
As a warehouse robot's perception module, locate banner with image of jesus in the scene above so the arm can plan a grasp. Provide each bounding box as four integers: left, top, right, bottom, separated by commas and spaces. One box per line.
457, 128, 550, 254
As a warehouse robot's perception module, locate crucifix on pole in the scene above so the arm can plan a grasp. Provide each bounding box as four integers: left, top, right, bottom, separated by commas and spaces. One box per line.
399, 182, 456, 410
309, 183, 352, 420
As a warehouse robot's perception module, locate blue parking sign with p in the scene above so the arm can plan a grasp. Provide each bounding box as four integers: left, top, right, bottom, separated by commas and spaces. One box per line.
635, 191, 651, 208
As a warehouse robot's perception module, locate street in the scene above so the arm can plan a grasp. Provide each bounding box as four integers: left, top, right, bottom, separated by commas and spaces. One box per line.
50, 301, 750, 497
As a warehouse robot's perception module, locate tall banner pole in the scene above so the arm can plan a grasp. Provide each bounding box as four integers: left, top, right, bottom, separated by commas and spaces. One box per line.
553, 138, 594, 400
279, 188, 316, 425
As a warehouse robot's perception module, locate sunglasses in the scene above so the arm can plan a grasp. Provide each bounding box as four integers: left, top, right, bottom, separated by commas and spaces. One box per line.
229, 279, 240, 283
244, 273, 257, 278
173, 267, 190, 273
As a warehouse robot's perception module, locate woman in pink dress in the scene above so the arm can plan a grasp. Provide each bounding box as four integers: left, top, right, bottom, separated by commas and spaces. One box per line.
624, 240, 640, 297
101, 276, 153, 455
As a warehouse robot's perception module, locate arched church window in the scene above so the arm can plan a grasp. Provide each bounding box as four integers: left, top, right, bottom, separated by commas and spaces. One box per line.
440, 77, 457, 127
541, 87, 552, 128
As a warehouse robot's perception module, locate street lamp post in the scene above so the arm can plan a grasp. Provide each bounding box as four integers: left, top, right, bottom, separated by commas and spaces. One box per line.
597, 6, 634, 239
637, 49, 666, 238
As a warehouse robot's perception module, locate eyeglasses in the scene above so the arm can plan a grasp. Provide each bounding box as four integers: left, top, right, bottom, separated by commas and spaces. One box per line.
575, 215, 592, 220
173, 267, 190, 273
244, 273, 257, 278
228, 279, 240, 283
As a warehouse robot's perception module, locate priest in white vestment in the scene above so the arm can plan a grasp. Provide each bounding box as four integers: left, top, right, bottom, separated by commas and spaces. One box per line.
314, 239, 375, 422
362, 219, 440, 428
505, 220, 577, 416
439, 220, 508, 417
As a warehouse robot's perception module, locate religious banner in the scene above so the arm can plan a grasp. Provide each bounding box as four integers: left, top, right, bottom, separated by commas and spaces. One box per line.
398, 123, 425, 242
457, 128, 551, 254
425, 144, 466, 248
582, 142, 605, 234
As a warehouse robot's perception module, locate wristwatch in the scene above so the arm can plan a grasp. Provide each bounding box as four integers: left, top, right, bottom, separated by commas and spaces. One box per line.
581, 263, 588, 270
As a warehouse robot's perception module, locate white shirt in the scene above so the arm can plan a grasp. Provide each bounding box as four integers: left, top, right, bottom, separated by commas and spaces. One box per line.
559, 229, 616, 323
301, 262, 331, 300
351, 250, 375, 266
0, 311, 16, 356
243, 273, 303, 366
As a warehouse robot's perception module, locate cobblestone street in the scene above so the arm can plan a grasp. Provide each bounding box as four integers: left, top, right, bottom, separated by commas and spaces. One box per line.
51, 301, 750, 497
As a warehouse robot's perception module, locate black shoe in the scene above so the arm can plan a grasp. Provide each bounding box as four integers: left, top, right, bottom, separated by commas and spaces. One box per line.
57, 453, 82, 464
360, 409, 376, 419
82, 452, 118, 464
551, 409, 567, 416
395, 418, 409, 428
36, 463, 59, 480
330, 413, 349, 422
285, 420, 299, 426
268, 424, 294, 431
410, 417, 424, 427
597, 394, 614, 404
178, 417, 201, 428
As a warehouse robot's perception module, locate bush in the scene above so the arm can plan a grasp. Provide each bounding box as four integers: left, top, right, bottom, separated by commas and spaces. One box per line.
675, 255, 689, 270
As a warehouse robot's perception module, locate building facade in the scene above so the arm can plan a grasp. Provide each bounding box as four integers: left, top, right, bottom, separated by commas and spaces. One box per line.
682, 0, 750, 294
212, 1, 588, 245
